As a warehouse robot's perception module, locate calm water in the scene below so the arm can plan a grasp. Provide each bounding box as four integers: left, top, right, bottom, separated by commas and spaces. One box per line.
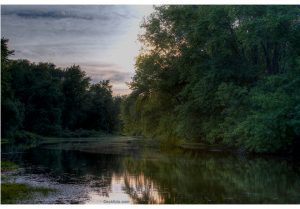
2, 139, 300, 204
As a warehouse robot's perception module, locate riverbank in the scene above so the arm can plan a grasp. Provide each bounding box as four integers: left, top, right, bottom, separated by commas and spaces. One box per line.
3, 133, 299, 158
1, 160, 56, 204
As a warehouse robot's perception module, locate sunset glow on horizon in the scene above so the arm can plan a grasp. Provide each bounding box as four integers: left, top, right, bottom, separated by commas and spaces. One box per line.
1, 5, 155, 95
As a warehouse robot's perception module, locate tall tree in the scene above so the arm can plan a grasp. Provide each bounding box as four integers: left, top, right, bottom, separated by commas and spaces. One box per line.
62, 65, 90, 130
1, 38, 24, 137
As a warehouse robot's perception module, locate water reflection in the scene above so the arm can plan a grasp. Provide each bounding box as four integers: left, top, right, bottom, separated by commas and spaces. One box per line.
122, 152, 300, 203
2, 145, 300, 204
86, 174, 130, 204
122, 172, 164, 204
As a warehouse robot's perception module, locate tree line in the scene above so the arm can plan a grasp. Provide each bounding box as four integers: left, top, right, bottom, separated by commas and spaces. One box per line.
120, 5, 300, 153
1, 38, 121, 139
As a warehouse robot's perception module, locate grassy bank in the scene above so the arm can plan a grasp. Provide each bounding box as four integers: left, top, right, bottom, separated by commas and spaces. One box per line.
1, 183, 55, 204
1, 160, 56, 204
1, 161, 18, 172
1, 183, 56, 204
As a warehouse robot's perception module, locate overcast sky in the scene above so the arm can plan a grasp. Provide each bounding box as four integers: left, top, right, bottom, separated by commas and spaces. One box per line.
1, 5, 154, 95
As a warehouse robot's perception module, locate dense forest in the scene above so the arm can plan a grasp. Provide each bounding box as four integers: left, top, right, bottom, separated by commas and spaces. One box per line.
120, 5, 300, 153
1, 38, 121, 140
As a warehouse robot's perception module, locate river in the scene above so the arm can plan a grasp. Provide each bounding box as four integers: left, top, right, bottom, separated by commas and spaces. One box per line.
2, 136, 300, 204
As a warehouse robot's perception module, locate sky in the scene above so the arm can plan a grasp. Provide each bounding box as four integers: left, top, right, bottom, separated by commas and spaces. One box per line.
1, 5, 154, 95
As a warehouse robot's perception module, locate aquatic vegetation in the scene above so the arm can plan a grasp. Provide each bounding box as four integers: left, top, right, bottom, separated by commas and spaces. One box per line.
1, 161, 18, 172
1, 183, 56, 204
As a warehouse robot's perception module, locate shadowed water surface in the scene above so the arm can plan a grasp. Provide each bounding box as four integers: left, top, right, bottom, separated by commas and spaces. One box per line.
2, 138, 300, 204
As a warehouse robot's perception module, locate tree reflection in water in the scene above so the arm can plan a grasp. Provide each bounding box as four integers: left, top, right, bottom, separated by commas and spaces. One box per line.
121, 151, 300, 204
3, 145, 300, 204
122, 172, 164, 204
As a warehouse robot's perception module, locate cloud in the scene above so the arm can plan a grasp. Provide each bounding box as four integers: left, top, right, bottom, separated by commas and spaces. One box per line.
88, 70, 132, 83
4, 10, 94, 20
1, 5, 136, 21
1, 5, 154, 95
81, 63, 133, 83
71, 62, 133, 95
1, 6, 130, 65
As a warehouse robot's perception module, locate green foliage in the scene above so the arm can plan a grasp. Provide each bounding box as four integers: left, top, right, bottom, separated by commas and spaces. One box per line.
1, 183, 55, 204
62, 65, 90, 130
1, 39, 121, 139
80, 80, 118, 132
1, 99, 24, 136
9, 131, 39, 144
1, 161, 18, 172
121, 5, 300, 153
1, 38, 24, 137
231, 73, 300, 152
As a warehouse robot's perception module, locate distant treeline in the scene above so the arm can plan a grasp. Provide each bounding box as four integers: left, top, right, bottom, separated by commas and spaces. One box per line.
1, 38, 121, 139
120, 6, 300, 153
